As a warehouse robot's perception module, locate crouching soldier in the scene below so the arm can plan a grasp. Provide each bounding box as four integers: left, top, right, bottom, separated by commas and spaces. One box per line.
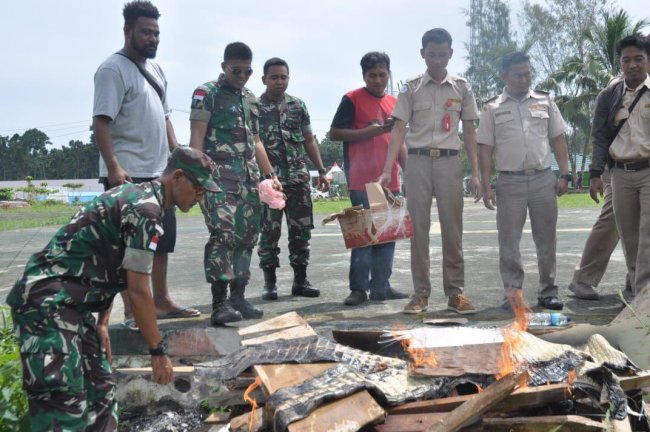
6, 147, 219, 431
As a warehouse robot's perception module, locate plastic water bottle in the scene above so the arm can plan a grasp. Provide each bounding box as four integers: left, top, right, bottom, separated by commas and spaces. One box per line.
526, 312, 571, 327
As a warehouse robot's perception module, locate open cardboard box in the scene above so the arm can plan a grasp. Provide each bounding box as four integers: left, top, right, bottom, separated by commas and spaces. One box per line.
323, 183, 414, 249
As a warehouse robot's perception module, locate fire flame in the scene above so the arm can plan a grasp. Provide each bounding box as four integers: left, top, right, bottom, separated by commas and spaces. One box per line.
496, 290, 531, 382
395, 328, 438, 371
243, 376, 262, 432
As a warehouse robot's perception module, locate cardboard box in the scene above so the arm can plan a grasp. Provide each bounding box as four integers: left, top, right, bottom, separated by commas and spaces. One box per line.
323, 183, 414, 249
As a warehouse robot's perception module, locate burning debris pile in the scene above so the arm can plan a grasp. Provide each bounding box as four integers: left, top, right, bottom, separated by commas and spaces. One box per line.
193, 311, 650, 432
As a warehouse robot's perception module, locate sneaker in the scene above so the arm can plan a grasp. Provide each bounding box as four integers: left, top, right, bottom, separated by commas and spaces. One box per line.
344, 290, 367, 306
568, 282, 599, 300
447, 294, 477, 315
403, 295, 428, 314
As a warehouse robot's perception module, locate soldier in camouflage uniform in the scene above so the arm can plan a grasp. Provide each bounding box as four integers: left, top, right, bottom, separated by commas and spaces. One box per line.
257, 58, 330, 300
189, 42, 281, 325
5, 147, 219, 432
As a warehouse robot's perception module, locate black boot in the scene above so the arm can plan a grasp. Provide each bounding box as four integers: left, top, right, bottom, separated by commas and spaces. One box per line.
230, 279, 264, 319
291, 265, 320, 297
210, 281, 242, 325
262, 267, 278, 301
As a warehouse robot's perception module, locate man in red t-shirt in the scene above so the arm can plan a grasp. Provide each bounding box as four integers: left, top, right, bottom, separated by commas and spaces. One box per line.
330, 51, 408, 305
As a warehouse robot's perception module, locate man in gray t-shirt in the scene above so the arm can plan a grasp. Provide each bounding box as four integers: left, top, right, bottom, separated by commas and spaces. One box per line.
92, 1, 200, 328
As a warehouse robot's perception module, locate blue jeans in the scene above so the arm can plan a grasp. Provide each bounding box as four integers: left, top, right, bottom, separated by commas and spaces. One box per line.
348, 190, 396, 294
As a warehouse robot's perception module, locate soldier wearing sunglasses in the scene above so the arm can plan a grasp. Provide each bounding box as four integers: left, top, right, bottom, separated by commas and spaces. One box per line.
189, 42, 281, 325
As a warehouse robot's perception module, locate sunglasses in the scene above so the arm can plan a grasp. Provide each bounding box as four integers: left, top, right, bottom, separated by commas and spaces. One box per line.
227, 65, 254, 76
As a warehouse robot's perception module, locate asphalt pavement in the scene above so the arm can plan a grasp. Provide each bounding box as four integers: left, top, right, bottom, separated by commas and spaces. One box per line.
0, 196, 628, 336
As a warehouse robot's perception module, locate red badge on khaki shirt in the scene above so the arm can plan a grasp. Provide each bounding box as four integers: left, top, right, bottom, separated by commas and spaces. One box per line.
193, 90, 207, 101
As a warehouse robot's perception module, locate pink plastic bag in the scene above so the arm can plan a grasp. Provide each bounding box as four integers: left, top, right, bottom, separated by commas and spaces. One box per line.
259, 179, 285, 210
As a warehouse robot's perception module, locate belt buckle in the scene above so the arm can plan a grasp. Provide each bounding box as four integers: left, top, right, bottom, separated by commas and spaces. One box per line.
623, 162, 635, 172
429, 149, 441, 158
523, 169, 535, 175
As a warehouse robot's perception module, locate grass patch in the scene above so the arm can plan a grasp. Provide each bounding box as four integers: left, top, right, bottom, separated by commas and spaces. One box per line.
0, 202, 76, 232
557, 191, 601, 208
0, 193, 600, 232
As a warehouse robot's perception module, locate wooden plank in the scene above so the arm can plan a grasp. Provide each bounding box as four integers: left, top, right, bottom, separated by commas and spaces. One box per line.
619, 370, 650, 391
241, 324, 317, 346
390, 372, 650, 416
288, 390, 385, 432
229, 407, 265, 432
254, 363, 336, 394
427, 372, 523, 432
479, 415, 606, 431
411, 343, 502, 377
114, 366, 194, 376
238, 311, 307, 336
203, 411, 229, 424
373, 413, 447, 432
422, 318, 468, 325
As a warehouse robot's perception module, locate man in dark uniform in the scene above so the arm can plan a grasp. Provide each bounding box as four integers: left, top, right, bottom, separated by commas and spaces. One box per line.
6, 147, 219, 431
189, 42, 280, 325
257, 57, 329, 300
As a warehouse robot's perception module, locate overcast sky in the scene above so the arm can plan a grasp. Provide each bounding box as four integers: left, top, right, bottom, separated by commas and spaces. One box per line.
1, 0, 647, 149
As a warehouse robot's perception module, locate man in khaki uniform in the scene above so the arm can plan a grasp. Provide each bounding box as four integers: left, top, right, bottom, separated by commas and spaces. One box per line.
379, 28, 481, 315
478, 51, 570, 311
590, 34, 650, 300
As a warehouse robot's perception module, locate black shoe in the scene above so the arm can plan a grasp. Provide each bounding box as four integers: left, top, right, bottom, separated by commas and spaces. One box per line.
230, 297, 264, 319
210, 301, 243, 325
291, 280, 320, 297
369, 291, 387, 301
230, 279, 264, 319
537, 296, 564, 310
344, 290, 367, 306
262, 284, 278, 300
385, 287, 408, 299
261, 267, 278, 300
210, 281, 242, 325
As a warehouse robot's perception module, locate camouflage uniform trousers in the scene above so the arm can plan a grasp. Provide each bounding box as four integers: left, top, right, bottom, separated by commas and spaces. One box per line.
10, 278, 118, 432
258, 181, 314, 269
201, 181, 261, 284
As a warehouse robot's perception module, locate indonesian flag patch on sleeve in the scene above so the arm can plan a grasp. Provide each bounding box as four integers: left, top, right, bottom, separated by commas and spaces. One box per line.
193, 89, 207, 101
148, 235, 159, 252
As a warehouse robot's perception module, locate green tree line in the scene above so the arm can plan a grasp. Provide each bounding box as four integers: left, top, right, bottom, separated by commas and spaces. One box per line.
0, 129, 99, 180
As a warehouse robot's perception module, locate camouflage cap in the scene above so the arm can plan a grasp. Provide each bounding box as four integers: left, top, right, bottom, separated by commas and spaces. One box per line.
168, 147, 220, 192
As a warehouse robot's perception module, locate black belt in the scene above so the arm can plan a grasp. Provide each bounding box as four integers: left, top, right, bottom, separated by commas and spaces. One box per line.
613, 159, 650, 172
499, 167, 551, 176
408, 148, 459, 157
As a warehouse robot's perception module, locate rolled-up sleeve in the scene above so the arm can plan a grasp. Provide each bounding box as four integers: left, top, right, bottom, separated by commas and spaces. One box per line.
189, 85, 212, 123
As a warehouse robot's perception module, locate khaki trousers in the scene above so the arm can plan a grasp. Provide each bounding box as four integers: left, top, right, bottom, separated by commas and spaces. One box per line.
495, 170, 558, 297
572, 170, 621, 288
405, 154, 464, 298
611, 167, 650, 294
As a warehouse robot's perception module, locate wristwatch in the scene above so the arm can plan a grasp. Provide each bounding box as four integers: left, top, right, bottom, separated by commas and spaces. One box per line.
318, 168, 327, 176
263, 171, 275, 180
149, 339, 168, 356
560, 174, 572, 181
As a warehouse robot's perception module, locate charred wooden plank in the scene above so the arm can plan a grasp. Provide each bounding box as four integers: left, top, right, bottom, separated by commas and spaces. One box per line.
288, 390, 385, 432
373, 413, 447, 432
478, 415, 606, 431
426, 372, 525, 432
